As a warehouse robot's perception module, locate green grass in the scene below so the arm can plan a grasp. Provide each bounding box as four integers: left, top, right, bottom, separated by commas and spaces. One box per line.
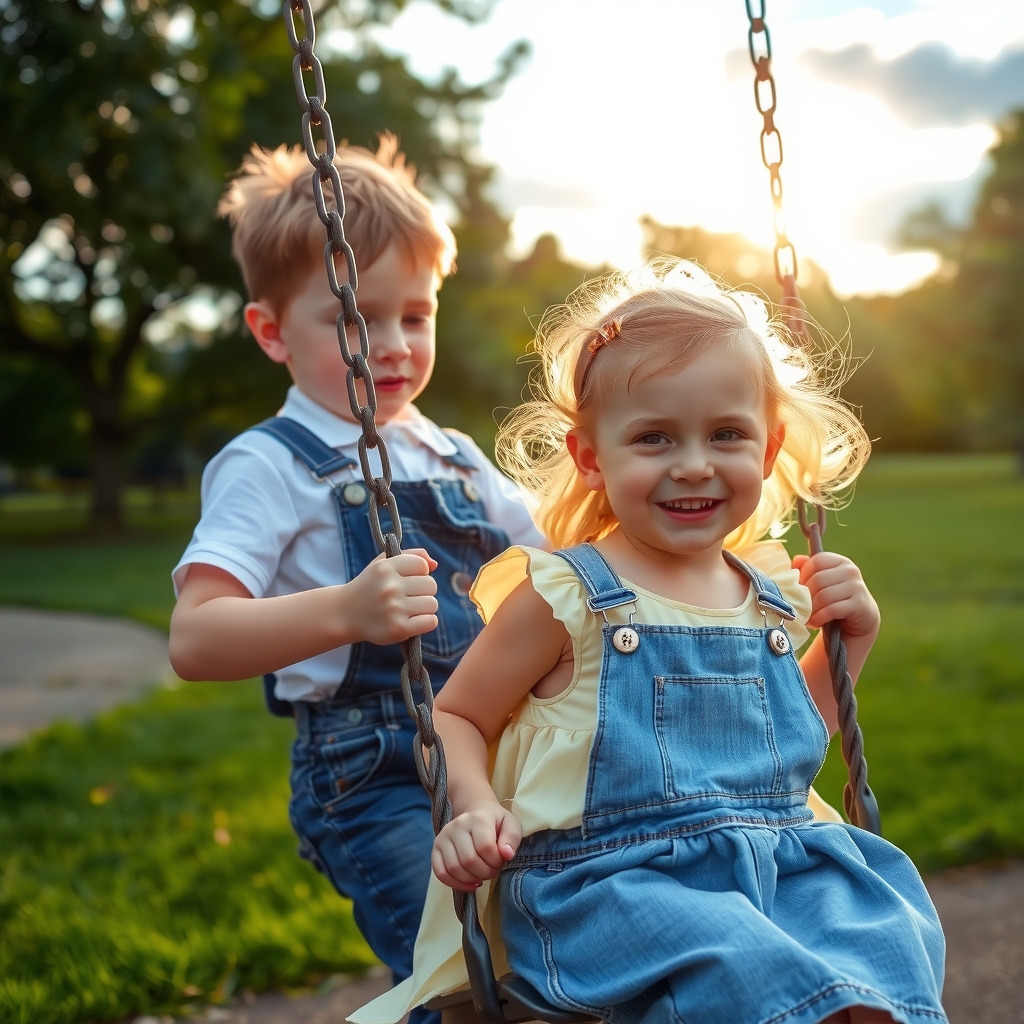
0, 456, 1022, 1022
795, 455, 1024, 870
0, 683, 376, 1024
0, 488, 199, 629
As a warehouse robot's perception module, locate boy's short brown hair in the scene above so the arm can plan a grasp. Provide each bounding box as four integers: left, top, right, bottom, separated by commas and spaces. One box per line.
218, 134, 456, 315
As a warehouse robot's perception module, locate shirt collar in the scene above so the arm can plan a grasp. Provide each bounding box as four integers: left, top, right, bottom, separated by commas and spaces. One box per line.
279, 386, 459, 459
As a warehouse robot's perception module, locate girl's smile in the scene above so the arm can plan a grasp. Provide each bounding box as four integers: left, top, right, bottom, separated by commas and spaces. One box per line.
569, 340, 783, 570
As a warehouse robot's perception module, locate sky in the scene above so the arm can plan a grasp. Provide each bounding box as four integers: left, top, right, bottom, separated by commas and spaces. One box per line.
341, 0, 1024, 297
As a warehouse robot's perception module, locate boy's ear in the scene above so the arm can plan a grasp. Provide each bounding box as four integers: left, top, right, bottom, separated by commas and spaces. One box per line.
244, 301, 290, 365
763, 422, 785, 479
566, 428, 605, 492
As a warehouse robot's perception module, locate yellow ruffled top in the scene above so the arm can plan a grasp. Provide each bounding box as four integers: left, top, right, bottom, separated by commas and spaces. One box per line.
349, 541, 841, 1024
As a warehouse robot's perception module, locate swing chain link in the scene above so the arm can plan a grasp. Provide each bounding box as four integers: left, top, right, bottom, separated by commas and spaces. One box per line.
283, 0, 465, 891
748, 4, 879, 836
744, 0, 797, 285
796, 503, 881, 835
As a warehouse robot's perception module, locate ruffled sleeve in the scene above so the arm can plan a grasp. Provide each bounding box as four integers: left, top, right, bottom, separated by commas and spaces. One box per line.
736, 540, 813, 651
471, 546, 590, 645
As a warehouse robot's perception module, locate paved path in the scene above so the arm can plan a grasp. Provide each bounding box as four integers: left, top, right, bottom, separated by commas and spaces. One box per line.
2, 606, 1019, 1023
0, 606, 172, 748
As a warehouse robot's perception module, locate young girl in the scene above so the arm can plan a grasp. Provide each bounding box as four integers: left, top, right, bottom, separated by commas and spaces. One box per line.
351, 262, 946, 1024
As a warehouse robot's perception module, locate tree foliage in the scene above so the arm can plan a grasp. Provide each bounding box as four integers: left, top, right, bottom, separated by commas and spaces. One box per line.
0, 0, 527, 528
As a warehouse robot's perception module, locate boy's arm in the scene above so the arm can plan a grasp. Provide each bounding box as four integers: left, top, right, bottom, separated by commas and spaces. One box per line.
169, 551, 438, 682
794, 551, 880, 736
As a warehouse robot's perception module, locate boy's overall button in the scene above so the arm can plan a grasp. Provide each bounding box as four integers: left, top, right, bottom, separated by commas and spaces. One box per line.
347, 708, 363, 724
342, 482, 367, 506
450, 571, 473, 597
462, 479, 480, 503
612, 627, 640, 654
768, 628, 791, 656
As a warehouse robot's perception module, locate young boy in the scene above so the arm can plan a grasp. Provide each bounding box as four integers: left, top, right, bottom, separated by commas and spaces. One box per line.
169, 138, 543, 1023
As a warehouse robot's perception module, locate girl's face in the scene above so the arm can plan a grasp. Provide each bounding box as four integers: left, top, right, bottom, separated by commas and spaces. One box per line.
568, 340, 783, 561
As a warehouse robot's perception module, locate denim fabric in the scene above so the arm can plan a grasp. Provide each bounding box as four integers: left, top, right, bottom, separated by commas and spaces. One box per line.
289, 695, 439, 1024
332, 476, 510, 696
262, 422, 511, 1024
499, 543, 947, 1024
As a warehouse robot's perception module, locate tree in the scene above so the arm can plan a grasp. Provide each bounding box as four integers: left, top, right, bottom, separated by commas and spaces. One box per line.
0, 0, 526, 529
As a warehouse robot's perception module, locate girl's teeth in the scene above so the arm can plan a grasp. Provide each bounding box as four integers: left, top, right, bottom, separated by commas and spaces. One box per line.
665, 499, 715, 510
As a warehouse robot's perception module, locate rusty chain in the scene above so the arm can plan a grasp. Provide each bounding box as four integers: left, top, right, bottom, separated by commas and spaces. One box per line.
283, 0, 466, 904
745, 1, 881, 835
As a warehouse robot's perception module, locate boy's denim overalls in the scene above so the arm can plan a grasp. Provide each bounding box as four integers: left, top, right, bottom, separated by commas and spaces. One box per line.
254, 418, 510, 1024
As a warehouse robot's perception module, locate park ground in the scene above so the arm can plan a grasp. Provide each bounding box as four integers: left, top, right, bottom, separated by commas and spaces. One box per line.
0, 454, 1022, 1023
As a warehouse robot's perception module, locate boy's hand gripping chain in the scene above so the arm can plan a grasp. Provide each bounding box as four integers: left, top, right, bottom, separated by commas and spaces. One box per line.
282, 6, 589, 1021
749, 1, 880, 836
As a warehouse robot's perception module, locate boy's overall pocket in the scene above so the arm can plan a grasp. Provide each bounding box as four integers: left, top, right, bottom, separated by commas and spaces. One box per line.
312, 723, 393, 808
654, 675, 784, 800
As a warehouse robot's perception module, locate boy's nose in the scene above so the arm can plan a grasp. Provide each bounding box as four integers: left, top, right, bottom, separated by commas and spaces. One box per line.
370, 319, 411, 363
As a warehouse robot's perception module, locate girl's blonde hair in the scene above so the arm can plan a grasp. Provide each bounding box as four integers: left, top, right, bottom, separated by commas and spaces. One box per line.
497, 259, 870, 550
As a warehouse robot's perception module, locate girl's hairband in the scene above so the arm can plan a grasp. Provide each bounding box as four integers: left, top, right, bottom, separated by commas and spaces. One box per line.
574, 319, 621, 399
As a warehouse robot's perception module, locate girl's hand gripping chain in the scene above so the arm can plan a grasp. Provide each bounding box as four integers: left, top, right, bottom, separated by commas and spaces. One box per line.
432, 801, 522, 892
791, 551, 880, 642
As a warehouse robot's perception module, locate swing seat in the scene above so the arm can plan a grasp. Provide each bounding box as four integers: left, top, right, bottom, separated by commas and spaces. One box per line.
424, 891, 598, 1023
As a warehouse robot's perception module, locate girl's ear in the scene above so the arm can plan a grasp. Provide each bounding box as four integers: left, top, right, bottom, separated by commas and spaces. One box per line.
566, 428, 605, 492
763, 422, 785, 479
244, 301, 290, 365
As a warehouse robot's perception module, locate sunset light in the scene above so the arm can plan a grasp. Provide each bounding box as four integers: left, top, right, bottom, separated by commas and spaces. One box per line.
368, 0, 1024, 296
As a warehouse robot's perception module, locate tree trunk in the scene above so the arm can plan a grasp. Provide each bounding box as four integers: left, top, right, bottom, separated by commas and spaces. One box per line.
90, 426, 125, 533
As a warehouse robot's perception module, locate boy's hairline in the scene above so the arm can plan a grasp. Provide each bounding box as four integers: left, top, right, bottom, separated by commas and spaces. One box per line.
252, 237, 448, 321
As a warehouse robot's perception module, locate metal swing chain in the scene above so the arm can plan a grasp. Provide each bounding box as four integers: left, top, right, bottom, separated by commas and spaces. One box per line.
746, 2, 880, 834
283, 0, 469, 904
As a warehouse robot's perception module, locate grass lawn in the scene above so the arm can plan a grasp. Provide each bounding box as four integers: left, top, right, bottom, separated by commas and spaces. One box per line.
1, 455, 1023, 1022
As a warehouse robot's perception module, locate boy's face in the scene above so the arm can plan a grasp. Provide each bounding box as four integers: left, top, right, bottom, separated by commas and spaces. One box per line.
249, 242, 439, 425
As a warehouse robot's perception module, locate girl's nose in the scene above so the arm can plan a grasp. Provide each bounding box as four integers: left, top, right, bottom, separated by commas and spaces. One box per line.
671, 443, 714, 481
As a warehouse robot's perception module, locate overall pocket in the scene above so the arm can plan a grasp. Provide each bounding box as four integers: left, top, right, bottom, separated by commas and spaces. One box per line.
312, 723, 393, 809
654, 675, 784, 800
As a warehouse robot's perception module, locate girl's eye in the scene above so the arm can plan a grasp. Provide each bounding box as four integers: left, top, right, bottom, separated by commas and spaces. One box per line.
636, 432, 668, 445
711, 428, 743, 442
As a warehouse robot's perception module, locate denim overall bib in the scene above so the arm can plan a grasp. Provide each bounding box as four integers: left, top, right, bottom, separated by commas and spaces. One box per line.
499, 544, 946, 1024
253, 417, 510, 1024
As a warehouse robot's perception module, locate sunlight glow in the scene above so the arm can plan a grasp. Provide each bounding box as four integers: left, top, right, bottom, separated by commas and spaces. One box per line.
372, 1, 1024, 296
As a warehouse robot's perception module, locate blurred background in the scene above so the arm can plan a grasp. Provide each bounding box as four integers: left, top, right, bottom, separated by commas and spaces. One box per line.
1, 1, 1022, 1022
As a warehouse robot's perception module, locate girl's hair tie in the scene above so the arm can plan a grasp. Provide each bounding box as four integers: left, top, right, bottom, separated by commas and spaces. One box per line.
577, 319, 622, 397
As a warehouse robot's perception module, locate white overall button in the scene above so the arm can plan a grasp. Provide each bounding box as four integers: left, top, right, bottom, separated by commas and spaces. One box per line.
347, 708, 363, 724
767, 627, 791, 656
612, 626, 639, 654
342, 482, 367, 506
462, 479, 480, 503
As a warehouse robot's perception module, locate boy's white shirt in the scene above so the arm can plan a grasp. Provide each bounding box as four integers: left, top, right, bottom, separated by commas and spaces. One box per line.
172, 385, 544, 702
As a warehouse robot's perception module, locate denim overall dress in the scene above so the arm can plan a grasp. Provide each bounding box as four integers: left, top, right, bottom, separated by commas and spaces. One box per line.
253, 417, 510, 1024
499, 543, 946, 1024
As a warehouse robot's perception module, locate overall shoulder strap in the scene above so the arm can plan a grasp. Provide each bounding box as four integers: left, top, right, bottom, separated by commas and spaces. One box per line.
722, 549, 796, 621
439, 429, 479, 471
251, 417, 357, 480
554, 543, 638, 613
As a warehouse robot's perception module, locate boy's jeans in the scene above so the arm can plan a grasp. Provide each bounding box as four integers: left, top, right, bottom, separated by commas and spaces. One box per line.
290, 692, 440, 1024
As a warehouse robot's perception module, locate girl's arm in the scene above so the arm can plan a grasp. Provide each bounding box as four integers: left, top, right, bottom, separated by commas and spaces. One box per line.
793, 551, 880, 736
430, 578, 571, 891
